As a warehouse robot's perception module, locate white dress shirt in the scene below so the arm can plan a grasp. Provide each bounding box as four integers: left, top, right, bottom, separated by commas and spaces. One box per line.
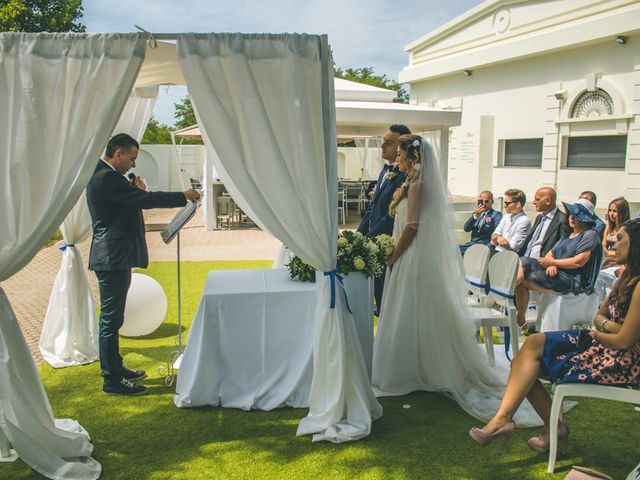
525, 208, 557, 259
493, 211, 532, 253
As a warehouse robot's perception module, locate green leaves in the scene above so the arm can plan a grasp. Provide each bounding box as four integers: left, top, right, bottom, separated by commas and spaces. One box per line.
0, 0, 85, 32
287, 231, 395, 282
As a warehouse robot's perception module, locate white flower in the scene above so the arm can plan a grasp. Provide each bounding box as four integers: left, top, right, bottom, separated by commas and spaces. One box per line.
355, 231, 363, 238
367, 240, 380, 254
413, 163, 421, 173
337, 236, 347, 247
412, 139, 420, 148
353, 256, 365, 270
385, 246, 394, 255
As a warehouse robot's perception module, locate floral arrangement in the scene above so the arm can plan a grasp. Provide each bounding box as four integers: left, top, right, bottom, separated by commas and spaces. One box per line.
287, 231, 395, 282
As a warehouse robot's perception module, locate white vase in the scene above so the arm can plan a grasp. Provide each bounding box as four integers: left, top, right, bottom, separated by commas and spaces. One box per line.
341, 271, 374, 380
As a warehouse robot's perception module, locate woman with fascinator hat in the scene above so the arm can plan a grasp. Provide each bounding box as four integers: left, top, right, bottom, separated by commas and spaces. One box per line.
372, 134, 541, 427
514, 198, 600, 328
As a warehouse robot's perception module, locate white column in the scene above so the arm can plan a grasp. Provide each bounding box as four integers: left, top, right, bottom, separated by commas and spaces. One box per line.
202, 147, 216, 230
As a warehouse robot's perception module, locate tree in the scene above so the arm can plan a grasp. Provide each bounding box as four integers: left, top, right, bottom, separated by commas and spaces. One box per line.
0, 0, 85, 32
141, 117, 173, 145
174, 96, 197, 130
334, 67, 409, 104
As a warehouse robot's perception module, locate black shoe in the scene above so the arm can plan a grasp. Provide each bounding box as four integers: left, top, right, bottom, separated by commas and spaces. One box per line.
103, 377, 147, 396
373, 305, 379, 317
120, 366, 147, 381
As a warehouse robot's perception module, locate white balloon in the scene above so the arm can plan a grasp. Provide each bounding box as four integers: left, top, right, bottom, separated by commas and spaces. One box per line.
121, 273, 167, 337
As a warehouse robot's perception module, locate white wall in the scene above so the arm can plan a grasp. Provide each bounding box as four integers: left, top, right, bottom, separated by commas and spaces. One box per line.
410, 34, 640, 207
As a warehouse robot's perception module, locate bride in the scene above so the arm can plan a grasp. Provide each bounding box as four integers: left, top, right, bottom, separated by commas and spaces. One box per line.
372, 134, 540, 426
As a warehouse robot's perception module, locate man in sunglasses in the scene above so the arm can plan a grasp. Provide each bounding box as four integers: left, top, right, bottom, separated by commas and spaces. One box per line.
491, 188, 532, 254
460, 190, 502, 255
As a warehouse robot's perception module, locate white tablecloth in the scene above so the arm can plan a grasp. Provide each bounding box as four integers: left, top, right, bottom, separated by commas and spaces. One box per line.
174, 268, 373, 411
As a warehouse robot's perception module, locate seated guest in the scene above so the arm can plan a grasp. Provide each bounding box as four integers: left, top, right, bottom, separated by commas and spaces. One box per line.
514, 199, 599, 328
595, 197, 631, 302
602, 197, 630, 268
470, 218, 640, 453
460, 190, 502, 255
490, 188, 531, 254
580, 190, 606, 238
518, 187, 566, 260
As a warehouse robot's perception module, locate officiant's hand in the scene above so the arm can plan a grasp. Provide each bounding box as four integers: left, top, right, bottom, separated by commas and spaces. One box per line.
184, 188, 201, 202
133, 176, 147, 191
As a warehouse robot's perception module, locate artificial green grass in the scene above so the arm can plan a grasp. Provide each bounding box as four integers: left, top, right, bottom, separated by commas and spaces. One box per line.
6, 260, 639, 479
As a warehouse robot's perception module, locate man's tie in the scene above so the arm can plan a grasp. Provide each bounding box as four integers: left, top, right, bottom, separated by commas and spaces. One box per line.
524, 216, 548, 257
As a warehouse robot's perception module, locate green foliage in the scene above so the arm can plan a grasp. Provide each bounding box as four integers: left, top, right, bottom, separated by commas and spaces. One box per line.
141, 116, 173, 145
174, 96, 197, 129
0, 0, 85, 32
288, 231, 395, 282
287, 255, 316, 282
334, 66, 409, 104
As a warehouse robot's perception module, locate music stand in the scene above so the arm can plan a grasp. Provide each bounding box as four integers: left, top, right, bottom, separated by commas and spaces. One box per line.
160, 200, 199, 385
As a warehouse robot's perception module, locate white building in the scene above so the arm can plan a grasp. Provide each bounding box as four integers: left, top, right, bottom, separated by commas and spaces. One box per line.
400, 0, 640, 210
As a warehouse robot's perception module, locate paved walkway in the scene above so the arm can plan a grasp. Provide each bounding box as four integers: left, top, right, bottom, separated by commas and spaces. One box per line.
1, 207, 361, 365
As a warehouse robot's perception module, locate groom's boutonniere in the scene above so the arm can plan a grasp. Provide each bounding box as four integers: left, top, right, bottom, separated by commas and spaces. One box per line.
385, 171, 397, 182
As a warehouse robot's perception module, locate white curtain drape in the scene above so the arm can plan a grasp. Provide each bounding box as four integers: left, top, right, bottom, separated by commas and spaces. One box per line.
177, 33, 381, 442
39, 85, 158, 368
0, 32, 146, 479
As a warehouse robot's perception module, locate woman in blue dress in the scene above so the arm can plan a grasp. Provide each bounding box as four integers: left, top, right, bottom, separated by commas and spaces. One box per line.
469, 218, 640, 453
515, 199, 600, 328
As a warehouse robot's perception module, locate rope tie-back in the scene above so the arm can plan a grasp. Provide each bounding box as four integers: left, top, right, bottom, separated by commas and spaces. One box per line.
59, 243, 75, 252
323, 267, 353, 314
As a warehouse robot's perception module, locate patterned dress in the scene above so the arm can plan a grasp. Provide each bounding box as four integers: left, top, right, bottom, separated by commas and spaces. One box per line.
541, 299, 640, 385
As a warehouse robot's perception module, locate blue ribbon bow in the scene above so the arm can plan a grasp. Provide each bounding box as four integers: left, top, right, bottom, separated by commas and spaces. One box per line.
323, 268, 353, 314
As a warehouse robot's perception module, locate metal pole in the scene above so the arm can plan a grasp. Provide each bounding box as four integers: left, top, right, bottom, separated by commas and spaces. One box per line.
176, 230, 182, 353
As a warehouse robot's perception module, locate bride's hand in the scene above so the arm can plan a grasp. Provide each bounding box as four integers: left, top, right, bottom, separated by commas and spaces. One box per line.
387, 253, 397, 265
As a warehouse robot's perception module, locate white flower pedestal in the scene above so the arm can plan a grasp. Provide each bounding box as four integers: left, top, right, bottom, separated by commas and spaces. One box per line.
341, 271, 375, 379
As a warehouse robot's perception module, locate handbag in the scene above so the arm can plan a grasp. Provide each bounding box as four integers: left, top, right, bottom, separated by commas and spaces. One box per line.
564, 466, 613, 480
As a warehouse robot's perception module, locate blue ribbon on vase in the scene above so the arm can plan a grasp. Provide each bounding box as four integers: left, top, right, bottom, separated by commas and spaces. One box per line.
323, 267, 353, 314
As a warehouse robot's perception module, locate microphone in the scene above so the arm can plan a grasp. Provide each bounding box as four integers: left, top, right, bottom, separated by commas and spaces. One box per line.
128, 172, 136, 184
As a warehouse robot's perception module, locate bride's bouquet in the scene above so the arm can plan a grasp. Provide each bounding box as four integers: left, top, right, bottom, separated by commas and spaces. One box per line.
287, 231, 394, 282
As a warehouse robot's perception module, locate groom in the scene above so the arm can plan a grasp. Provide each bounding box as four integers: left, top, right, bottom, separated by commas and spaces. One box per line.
357, 124, 411, 314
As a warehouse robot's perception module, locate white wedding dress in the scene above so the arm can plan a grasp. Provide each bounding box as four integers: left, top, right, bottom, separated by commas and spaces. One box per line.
372, 138, 541, 427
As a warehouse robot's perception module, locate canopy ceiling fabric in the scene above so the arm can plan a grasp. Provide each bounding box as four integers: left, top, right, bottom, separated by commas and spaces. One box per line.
138, 41, 461, 136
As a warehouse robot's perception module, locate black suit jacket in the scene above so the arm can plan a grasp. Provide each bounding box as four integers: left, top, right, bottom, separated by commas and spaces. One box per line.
356, 166, 405, 237
87, 161, 187, 271
518, 208, 567, 258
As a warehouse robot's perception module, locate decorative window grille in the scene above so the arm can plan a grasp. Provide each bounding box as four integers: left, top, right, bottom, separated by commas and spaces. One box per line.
571, 88, 614, 118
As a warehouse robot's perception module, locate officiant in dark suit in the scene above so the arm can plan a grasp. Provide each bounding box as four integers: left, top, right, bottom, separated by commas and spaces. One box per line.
87, 133, 200, 396
357, 124, 411, 314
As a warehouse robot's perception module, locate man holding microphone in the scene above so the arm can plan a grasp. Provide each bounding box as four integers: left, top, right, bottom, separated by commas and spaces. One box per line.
87, 133, 201, 395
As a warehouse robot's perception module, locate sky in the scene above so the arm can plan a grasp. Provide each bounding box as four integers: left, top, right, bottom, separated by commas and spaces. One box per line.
81, 0, 483, 126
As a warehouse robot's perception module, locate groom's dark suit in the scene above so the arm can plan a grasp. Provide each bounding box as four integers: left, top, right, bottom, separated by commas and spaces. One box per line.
357, 163, 405, 311
87, 160, 187, 382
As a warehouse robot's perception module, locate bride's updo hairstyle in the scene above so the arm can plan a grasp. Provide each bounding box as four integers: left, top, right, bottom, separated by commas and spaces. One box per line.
390, 134, 422, 217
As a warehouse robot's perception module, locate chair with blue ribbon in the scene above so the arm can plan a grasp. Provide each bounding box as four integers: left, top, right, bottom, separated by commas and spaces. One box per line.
471, 250, 520, 367
463, 244, 491, 307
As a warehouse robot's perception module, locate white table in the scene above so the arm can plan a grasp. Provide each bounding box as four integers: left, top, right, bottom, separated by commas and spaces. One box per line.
174, 268, 373, 411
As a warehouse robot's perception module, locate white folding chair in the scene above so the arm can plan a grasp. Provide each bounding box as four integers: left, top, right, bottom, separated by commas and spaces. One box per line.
463, 244, 491, 307
337, 189, 346, 225
547, 383, 640, 473
473, 251, 521, 366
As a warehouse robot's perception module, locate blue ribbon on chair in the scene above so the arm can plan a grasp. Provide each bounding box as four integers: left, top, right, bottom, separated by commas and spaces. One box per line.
59, 243, 75, 252
465, 277, 486, 290
323, 267, 353, 314
488, 287, 515, 300
503, 326, 512, 362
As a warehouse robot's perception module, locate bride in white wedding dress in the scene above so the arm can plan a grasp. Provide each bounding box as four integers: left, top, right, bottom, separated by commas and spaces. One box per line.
372, 134, 540, 427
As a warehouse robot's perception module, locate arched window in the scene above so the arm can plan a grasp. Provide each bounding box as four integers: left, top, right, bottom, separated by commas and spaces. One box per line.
571, 88, 615, 118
